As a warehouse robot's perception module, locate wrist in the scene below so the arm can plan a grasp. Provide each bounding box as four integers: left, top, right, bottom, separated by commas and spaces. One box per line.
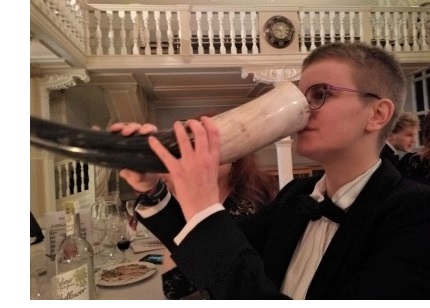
136, 179, 168, 206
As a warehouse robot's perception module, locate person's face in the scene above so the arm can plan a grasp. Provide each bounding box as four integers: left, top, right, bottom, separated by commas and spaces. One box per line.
388, 126, 418, 152
296, 60, 378, 163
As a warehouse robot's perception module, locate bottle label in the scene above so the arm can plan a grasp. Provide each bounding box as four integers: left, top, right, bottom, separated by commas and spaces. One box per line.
54, 263, 90, 300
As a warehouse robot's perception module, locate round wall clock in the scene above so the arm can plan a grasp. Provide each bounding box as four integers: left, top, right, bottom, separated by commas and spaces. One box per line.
263, 15, 295, 49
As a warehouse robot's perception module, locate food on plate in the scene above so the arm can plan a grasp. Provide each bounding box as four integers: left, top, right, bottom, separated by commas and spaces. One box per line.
100, 263, 155, 283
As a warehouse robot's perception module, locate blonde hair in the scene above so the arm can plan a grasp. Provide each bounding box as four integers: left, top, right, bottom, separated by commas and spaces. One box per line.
391, 111, 420, 134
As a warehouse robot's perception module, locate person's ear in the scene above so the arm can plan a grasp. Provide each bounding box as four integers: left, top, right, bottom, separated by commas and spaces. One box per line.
365, 99, 394, 132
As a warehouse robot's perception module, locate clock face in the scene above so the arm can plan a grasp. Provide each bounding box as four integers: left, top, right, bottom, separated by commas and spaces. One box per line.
264, 16, 295, 48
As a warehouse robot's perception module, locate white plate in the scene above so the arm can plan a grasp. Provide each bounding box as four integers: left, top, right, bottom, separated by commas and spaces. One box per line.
96, 261, 157, 287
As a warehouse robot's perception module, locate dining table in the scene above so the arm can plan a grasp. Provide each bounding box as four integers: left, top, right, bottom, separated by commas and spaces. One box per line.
30, 234, 168, 300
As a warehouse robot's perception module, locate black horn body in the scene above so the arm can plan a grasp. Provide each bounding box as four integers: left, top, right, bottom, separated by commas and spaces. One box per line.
30, 116, 181, 172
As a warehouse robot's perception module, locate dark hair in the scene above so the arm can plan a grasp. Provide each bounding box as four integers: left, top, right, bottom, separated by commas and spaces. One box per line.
228, 154, 278, 211
420, 111, 430, 160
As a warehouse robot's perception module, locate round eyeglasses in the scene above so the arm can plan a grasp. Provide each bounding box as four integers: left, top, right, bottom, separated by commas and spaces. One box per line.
304, 83, 381, 110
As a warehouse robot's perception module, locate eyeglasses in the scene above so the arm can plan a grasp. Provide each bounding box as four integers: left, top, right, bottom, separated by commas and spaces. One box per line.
304, 83, 381, 110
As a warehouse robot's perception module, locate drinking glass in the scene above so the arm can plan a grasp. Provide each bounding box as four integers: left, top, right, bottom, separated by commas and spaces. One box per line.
91, 192, 123, 265
126, 200, 150, 239
90, 199, 108, 269
106, 211, 130, 264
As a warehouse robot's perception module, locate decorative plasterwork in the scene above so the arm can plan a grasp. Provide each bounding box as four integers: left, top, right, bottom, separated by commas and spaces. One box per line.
241, 67, 301, 85
40, 69, 90, 90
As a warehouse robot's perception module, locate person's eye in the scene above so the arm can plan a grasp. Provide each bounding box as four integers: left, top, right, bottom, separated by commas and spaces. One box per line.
311, 88, 325, 101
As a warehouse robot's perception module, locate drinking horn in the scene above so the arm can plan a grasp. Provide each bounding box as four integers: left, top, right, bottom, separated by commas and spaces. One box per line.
30, 81, 309, 173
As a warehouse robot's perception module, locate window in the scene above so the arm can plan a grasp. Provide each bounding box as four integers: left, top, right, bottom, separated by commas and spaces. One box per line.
413, 69, 430, 146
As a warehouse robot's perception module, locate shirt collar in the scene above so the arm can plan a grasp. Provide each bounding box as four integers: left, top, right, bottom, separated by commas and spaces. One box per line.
310, 159, 382, 211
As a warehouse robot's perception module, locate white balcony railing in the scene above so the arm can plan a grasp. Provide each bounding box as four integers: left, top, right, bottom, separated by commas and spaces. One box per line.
32, 1, 430, 57
85, 5, 430, 55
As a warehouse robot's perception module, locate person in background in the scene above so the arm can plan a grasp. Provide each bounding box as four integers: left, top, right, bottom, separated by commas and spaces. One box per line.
397, 111, 430, 185
114, 42, 430, 299
380, 111, 420, 166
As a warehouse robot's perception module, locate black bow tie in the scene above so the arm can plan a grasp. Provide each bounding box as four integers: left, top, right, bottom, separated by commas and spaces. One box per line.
299, 194, 346, 224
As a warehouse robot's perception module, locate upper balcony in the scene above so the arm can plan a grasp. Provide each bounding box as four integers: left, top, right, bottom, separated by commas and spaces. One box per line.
31, 0, 430, 75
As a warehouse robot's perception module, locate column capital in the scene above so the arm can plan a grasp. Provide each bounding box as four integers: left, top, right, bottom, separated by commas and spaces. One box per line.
40, 69, 90, 90
241, 67, 301, 85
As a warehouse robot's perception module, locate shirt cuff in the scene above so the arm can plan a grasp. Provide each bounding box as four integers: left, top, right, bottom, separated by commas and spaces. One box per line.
135, 190, 172, 218
174, 203, 225, 245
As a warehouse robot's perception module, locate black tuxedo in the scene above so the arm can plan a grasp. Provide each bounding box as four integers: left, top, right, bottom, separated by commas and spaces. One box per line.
380, 143, 399, 166
140, 160, 430, 299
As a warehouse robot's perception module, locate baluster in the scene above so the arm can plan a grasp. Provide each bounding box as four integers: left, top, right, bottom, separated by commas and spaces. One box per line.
374, 12, 382, 47
106, 11, 115, 55
419, 11, 429, 51
60, 164, 67, 197
358, 11, 363, 42
63, 162, 71, 196
142, 11, 151, 55
130, 11, 140, 55
349, 11, 355, 42
217, 12, 226, 54
196, 12, 204, 54
177, 10, 184, 54
384, 12, 392, 50
207, 12, 215, 54
251, 11, 258, 54
339, 11, 345, 42
240, 12, 247, 54
229, 12, 237, 54
319, 11, 325, 46
166, 11, 174, 55
299, 11, 306, 52
411, 12, 419, 51
401, 12, 411, 51
154, 11, 162, 55
329, 11, 335, 43
93, 11, 103, 56
393, 12, 402, 51
118, 11, 127, 55
309, 11, 316, 50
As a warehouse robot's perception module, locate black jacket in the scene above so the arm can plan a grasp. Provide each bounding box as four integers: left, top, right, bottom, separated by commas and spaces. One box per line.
140, 160, 430, 299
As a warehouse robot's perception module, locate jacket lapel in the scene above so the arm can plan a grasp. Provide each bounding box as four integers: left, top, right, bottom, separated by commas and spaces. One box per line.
306, 161, 402, 298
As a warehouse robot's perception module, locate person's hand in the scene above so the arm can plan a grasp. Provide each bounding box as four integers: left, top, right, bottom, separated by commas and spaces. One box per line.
110, 122, 160, 192
147, 116, 220, 221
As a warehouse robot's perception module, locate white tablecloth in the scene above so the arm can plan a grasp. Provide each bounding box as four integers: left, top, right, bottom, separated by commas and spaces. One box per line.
30, 240, 167, 300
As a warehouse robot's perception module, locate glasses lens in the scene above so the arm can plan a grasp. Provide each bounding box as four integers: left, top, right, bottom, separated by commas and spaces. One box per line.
306, 84, 326, 109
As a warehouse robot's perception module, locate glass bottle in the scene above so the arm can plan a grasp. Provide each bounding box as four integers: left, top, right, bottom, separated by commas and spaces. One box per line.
54, 202, 96, 300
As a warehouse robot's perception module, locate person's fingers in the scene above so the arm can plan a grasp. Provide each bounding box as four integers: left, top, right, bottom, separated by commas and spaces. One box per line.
187, 119, 209, 157
138, 123, 158, 135
174, 120, 196, 159
110, 122, 158, 136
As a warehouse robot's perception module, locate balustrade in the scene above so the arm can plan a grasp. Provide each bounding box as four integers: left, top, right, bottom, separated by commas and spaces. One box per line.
32, 1, 430, 57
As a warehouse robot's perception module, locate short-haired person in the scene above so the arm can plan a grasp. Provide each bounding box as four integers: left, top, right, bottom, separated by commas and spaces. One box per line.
397, 111, 430, 185
380, 111, 420, 166
112, 42, 430, 299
